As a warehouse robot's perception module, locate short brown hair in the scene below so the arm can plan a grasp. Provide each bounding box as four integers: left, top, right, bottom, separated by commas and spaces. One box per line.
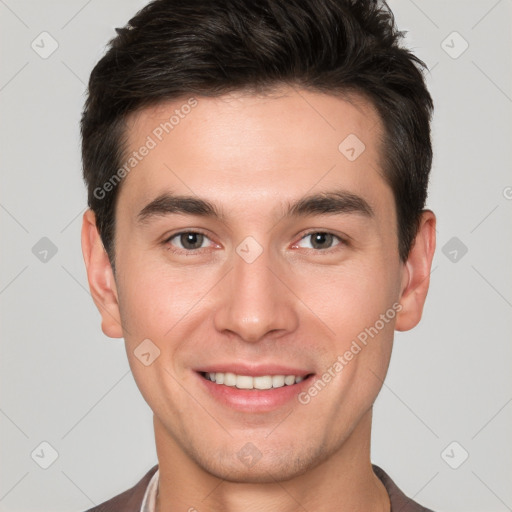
81, 0, 433, 269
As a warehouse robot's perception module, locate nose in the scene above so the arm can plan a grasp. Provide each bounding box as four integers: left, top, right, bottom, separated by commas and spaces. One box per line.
213, 243, 299, 343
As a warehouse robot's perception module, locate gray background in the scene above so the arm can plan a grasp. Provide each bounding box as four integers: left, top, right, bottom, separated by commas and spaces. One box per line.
1, 1, 511, 511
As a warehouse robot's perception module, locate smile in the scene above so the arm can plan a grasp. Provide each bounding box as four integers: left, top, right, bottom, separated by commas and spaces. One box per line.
202, 372, 305, 390
196, 365, 315, 411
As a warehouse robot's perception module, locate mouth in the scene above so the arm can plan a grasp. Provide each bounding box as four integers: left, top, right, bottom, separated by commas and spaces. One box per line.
200, 371, 311, 390
195, 368, 315, 412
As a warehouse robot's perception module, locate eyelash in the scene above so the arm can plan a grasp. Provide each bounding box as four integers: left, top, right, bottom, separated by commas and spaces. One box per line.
293, 229, 347, 252
163, 229, 348, 255
163, 230, 217, 254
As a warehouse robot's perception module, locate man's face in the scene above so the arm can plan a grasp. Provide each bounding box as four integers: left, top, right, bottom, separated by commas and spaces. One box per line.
105, 87, 406, 481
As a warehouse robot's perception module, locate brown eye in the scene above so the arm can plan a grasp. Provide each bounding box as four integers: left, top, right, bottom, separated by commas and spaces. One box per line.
310, 233, 334, 249
180, 233, 204, 249
295, 232, 342, 251
168, 232, 210, 250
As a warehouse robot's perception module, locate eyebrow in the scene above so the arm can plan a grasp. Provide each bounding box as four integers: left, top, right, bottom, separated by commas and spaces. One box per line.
137, 194, 222, 224
286, 190, 374, 219
136, 189, 374, 224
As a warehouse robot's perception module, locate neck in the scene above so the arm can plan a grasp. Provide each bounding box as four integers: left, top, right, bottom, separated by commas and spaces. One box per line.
153, 410, 390, 512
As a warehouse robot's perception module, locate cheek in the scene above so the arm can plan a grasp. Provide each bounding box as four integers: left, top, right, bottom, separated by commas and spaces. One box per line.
116, 256, 215, 340
292, 258, 401, 336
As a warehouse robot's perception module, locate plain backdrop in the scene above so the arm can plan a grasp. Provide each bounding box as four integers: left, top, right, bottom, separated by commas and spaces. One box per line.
0, 1, 511, 511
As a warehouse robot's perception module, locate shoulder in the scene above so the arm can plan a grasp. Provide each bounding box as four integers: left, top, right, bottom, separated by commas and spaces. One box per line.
83, 464, 159, 512
373, 465, 436, 512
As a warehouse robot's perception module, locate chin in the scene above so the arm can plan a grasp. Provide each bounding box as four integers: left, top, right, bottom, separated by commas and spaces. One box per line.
193, 444, 326, 484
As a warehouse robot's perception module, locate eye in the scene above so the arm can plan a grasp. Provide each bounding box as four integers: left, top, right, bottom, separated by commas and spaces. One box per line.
293, 231, 343, 251
166, 231, 214, 251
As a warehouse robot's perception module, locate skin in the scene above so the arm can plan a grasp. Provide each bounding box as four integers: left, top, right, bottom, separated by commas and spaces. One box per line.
82, 86, 436, 512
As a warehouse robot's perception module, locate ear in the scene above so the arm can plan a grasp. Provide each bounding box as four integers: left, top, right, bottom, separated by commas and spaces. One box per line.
81, 209, 123, 338
395, 210, 436, 332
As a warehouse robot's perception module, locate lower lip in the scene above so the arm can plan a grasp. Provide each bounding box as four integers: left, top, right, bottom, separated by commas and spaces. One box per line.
196, 372, 314, 412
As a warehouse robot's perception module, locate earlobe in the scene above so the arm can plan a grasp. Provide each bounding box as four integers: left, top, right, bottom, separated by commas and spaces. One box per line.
395, 210, 436, 332
81, 209, 124, 338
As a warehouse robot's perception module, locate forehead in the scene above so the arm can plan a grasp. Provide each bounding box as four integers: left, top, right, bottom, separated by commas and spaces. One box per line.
117, 87, 392, 222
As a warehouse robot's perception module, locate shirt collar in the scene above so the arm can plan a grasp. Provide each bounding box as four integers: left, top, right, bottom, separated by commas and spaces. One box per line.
140, 467, 159, 512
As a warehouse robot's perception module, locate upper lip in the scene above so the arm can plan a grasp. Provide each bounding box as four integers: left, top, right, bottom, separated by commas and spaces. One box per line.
195, 363, 313, 377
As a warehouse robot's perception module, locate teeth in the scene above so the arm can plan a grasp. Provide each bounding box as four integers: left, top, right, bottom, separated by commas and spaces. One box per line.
224, 372, 237, 387
236, 375, 253, 389
284, 375, 296, 385
254, 376, 273, 390
272, 375, 285, 388
204, 372, 305, 389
